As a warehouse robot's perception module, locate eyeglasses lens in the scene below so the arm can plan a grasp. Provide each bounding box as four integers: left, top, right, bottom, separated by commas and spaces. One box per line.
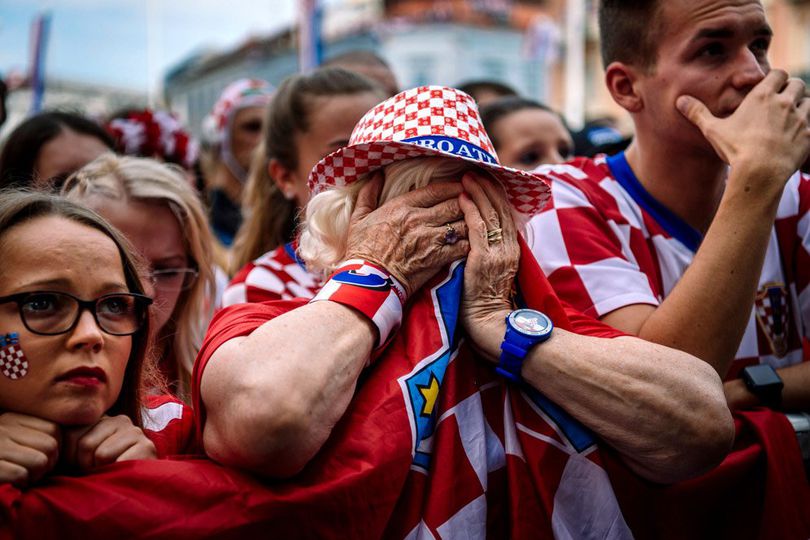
20, 292, 145, 335
21, 292, 74, 333
151, 269, 198, 292
96, 295, 141, 334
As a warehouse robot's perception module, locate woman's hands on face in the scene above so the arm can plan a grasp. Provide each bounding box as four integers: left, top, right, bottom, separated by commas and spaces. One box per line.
459, 172, 520, 359
344, 172, 471, 297
0, 412, 61, 487
63, 415, 156, 472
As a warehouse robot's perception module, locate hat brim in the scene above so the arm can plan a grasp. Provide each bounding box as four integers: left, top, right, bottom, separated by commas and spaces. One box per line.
309, 140, 551, 216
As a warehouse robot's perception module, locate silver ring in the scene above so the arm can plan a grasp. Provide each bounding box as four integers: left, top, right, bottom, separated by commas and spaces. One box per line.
444, 223, 460, 245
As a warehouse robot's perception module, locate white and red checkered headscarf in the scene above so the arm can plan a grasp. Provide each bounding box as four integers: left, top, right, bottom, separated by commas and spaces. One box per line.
308, 86, 551, 215
207, 78, 273, 182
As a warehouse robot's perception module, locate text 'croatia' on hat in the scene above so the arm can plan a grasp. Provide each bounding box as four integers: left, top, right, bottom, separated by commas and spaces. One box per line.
308, 86, 551, 215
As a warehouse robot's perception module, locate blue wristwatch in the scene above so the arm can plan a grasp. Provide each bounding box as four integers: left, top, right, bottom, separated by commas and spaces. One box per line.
496, 309, 554, 383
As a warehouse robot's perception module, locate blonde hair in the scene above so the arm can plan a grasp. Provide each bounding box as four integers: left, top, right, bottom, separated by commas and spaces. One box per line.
299, 157, 501, 277
62, 154, 215, 400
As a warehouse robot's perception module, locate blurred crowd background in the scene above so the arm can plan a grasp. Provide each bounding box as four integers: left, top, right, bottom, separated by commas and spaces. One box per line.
1, 0, 809, 143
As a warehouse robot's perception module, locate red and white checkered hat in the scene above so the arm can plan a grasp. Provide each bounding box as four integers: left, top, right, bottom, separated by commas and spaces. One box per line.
308, 86, 550, 215
208, 78, 273, 141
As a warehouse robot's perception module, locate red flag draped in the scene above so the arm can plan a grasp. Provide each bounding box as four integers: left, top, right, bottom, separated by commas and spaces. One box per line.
1, 242, 807, 538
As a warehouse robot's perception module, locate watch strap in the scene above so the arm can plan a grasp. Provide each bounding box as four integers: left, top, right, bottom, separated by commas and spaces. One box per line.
741, 364, 784, 408
497, 333, 528, 383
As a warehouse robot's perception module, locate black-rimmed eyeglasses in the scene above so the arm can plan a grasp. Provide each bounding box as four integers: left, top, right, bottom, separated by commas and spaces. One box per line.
0, 291, 152, 336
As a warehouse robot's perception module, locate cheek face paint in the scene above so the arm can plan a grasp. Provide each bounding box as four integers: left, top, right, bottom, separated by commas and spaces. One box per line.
0, 333, 28, 380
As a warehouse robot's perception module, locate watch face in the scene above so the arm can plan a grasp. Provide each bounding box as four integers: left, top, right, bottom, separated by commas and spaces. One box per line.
509, 309, 552, 337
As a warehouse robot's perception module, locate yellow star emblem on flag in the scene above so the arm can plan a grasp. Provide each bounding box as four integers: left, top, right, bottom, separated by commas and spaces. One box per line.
417, 373, 440, 417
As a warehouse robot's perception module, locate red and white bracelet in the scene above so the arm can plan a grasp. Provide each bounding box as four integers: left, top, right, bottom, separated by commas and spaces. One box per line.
309, 259, 407, 354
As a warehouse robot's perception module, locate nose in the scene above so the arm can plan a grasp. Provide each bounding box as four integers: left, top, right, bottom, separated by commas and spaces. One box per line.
544, 149, 564, 166
65, 309, 104, 353
731, 48, 768, 93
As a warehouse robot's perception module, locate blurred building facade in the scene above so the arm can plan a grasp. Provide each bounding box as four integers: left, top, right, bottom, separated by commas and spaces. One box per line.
0, 78, 146, 140
165, 0, 560, 136
164, 0, 810, 136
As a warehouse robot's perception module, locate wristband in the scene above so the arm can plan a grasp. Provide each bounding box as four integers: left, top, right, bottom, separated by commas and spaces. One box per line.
310, 259, 407, 353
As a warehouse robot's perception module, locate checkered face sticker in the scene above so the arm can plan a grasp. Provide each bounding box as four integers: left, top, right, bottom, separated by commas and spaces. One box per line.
0, 333, 28, 380
308, 86, 551, 216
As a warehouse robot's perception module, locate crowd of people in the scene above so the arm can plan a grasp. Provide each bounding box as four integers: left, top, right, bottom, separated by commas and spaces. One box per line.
0, 0, 808, 537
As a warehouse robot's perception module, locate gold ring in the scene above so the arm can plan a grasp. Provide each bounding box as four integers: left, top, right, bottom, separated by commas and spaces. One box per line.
486, 227, 503, 244
444, 223, 460, 245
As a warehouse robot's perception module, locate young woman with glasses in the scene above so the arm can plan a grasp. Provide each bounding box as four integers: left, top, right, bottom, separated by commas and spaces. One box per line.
0, 191, 193, 487
63, 155, 216, 401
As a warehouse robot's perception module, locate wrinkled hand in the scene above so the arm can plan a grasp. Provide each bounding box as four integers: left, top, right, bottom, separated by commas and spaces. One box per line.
63, 415, 156, 472
0, 413, 61, 487
459, 172, 519, 359
344, 172, 471, 297
676, 70, 810, 191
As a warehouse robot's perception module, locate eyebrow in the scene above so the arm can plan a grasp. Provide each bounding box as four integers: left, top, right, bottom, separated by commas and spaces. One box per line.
17, 278, 129, 292
692, 24, 773, 42
328, 138, 351, 147
152, 255, 187, 266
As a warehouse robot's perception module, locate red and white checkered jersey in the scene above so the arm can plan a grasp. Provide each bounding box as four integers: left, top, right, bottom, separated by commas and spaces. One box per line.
221, 242, 321, 307
528, 154, 810, 378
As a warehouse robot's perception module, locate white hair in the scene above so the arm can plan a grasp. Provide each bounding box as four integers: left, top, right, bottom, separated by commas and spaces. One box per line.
298, 156, 525, 277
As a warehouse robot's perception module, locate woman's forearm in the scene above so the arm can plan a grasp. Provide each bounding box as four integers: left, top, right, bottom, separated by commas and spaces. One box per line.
471, 311, 734, 483
525, 331, 734, 483
200, 301, 375, 477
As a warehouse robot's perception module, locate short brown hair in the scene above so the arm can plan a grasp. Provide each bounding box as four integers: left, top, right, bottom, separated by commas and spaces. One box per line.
599, 0, 663, 72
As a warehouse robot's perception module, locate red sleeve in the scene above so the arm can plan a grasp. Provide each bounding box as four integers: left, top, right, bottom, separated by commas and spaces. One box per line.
141, 394, 197, 457
563, 301, 627, 339
190, 299, 307, 443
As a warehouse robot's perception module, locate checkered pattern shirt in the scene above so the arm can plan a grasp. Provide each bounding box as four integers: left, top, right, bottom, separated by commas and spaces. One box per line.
221, 242, 321, 307
528, 155, 810, 378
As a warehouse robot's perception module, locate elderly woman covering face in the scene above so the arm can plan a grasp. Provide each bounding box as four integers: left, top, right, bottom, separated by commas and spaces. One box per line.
193, 87, 732, 536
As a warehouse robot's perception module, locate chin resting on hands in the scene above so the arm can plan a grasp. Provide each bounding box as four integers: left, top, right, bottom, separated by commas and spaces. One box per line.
63, 415, 156, 473
0, 412, 61, 487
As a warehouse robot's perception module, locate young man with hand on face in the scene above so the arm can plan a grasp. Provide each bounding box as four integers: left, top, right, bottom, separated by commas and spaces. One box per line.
530, 0, 810, 412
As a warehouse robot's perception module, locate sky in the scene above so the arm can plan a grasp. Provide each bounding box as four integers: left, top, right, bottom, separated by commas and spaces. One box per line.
0, 0, 297, 93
